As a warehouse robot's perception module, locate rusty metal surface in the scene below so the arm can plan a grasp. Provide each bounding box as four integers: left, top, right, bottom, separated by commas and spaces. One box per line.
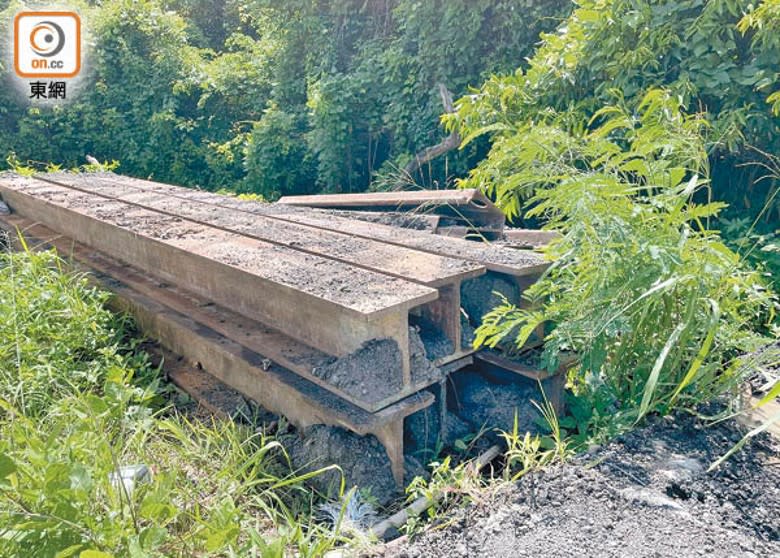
43, 172, 547, 276
0, 176, 442, 389
41, 173, 485, 288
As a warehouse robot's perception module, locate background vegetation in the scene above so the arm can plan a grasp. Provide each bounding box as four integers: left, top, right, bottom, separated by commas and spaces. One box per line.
0, 0, 567, 197
447, 0, 779, 275
1, 1, 776, 254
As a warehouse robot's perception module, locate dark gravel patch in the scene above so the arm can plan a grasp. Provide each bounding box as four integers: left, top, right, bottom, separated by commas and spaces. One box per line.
451, 370, 541, 441
460, 273, 519, 327
285, 425, 400, 506
387, 413, 780, 557
320, 210, 438, 232
410, 316, 454, 362
312, 338, 404, 405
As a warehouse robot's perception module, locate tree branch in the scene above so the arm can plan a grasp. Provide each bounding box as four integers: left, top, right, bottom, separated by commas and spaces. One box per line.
399, 83, 461, 188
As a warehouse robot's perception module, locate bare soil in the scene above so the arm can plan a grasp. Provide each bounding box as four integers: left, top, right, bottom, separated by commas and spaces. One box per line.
410, 316, 455, 362
311, 327, 442, 405
284, 424, 400, 505
386, 413, 780, 558
408, 327, 444, 385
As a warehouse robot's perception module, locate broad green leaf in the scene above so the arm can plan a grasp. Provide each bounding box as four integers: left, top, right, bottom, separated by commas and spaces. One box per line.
458, 122, 510, 149
55, 545, 84, 558
139, 526, 168, 550
0, 452, 17, 479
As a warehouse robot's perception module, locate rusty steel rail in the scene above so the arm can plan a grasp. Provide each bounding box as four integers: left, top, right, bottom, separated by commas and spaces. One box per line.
0, 176, 441, 412
38, 172, 484, 357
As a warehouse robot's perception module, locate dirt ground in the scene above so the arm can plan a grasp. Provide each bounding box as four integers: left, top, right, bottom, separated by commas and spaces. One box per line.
385, 412, 780, 558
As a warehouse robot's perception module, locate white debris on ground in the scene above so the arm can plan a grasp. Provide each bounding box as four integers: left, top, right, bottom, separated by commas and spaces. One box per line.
109, 464, 152, 496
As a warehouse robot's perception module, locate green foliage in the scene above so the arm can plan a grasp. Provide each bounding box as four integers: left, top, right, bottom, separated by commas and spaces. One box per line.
0, 0, 568, 196
446, 0, 780, 223
0, 245, 141, 417
473, 91, 777, 429
0, 370, 157, 557
0, 246, 349, 557
738, 0, 780, 115
709, 343, 780, 470
721, 215, 780, 289
501, 400, 569, 481
403, 454, 485, 534
244, 106, 317, 198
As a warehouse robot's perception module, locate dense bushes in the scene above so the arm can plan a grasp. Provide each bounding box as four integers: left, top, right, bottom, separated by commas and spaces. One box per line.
1, 0, 215, 187
0, 0, 568, 197
447, 0, 780, 224
473, 91, 778, 436
244, 106, 317, 198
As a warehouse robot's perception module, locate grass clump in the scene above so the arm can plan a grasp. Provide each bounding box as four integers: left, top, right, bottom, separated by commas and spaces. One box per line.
0, 245, 349, 557
0, 242, 147, 418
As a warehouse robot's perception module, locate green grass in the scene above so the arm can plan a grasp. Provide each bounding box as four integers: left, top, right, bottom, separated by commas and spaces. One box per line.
0, 243, 353, 557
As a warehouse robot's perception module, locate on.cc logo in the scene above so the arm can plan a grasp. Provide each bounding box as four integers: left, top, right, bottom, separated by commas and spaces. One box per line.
14, 11, 81, 78
29, 20, 66, 57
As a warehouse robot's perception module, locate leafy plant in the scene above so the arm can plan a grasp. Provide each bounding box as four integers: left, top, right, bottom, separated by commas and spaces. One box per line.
404, 454, 486, 530
501, 399, 569, 482
473, 90, 777, 431
445, 0, 780, 225
0, 0, 569, 194
739, 0, 780, 115
0, 244, 143, 418
709, 343, 780, 470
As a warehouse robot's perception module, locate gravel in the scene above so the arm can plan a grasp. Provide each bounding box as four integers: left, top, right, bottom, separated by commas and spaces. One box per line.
386, 413, 780, 557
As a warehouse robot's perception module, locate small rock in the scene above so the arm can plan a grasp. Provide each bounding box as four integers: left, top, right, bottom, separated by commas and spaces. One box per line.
619, 487, 686, 512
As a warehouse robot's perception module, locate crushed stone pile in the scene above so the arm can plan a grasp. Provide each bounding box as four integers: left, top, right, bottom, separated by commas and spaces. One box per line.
388, 413, 780, 558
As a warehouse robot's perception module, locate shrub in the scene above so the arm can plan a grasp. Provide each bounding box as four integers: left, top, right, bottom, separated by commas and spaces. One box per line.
446, 0, 780, 225
243, 106, 317, 199
472, 91, 777, 431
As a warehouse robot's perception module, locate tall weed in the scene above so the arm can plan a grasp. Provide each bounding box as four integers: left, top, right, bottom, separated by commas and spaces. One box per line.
473, 90, 777, 430
0, 245, 143, 417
